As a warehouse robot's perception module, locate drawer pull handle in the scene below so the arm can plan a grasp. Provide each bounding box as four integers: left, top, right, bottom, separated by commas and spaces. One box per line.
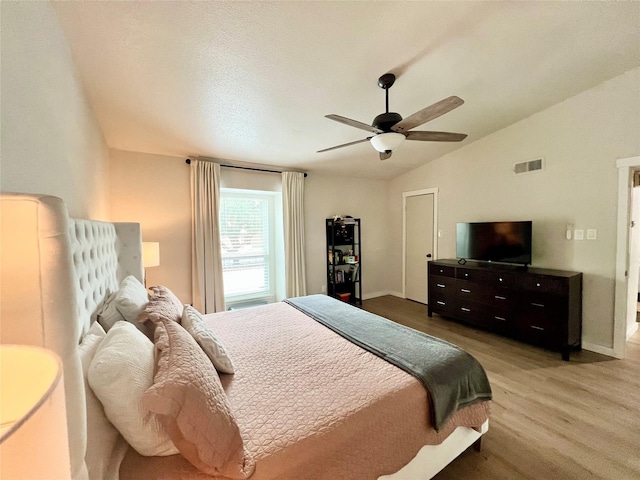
498, 277, 503, 282
536, 283, 541, 287
436, 301, 446, 306
436, 283, 446, 288
531, 302, 545, 308
461, 307, 471, 312
531, 325, 545, 331
495, 316, 506, 321
461, 288, 471, 293
464, 273, 469, 277
495, 295, 506, 300
439, 269, 444, 273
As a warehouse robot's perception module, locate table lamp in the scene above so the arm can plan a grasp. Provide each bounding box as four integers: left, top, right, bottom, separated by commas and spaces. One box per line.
0, 345, 71, 479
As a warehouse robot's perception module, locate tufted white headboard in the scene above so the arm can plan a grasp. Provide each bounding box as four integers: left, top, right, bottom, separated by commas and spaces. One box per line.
68, 219, 143, 334
0, 192, 143, 480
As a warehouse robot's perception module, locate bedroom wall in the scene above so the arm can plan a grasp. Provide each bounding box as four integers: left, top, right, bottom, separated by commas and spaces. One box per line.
387, 68, 640, 352
303, 174, 390, 300
107, 150, 390, 303
109, 150, 192, 302
0, 1, 109, 219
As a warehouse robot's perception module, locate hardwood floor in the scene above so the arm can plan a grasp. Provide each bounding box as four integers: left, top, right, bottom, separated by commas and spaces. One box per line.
361, 295, 640, 480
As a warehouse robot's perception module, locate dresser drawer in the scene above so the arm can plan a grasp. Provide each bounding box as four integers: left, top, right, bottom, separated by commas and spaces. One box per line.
455, 300, 489, 328
430, 263, 455, 278
517, 274, 567, 295
429, 275, 456, 294
485, 305, 516, 335
457, 280, 492, 304
456, 267, 491, 283
492, 271, 515, 288
490, 287, 518, 308
429, 293, 457, 317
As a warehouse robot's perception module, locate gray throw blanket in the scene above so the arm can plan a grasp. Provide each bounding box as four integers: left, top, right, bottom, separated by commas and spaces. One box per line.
284, 295, 492, 431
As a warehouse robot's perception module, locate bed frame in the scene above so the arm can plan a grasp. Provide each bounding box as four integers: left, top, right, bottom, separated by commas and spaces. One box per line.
0, 192, 486, 480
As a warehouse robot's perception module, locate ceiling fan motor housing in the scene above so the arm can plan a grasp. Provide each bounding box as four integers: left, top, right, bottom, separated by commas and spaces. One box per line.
372, 112, 402, 132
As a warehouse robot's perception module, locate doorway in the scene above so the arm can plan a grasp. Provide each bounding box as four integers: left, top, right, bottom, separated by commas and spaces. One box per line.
614, 156, 640, 358
403, 188, 438, 304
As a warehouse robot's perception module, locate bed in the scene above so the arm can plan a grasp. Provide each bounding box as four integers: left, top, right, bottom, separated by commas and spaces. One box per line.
0, 192, 491, 480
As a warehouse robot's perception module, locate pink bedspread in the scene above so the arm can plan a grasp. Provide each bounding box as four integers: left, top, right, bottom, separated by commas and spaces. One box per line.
120, 302, 489, 480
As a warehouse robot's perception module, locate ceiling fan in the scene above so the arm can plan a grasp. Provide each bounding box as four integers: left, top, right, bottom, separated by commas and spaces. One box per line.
318, 73, 467, 161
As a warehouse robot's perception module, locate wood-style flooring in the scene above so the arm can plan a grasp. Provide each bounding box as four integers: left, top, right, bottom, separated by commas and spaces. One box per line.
361, 295, 640, 480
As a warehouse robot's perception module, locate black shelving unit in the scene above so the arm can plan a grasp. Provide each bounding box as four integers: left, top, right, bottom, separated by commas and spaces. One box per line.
326, 217, 361, 305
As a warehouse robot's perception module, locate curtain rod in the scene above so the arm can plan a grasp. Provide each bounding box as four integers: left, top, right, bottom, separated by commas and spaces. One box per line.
185, 158, 307, 177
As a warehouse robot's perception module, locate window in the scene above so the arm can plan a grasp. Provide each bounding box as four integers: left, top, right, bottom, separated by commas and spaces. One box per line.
219, 189, 284, 308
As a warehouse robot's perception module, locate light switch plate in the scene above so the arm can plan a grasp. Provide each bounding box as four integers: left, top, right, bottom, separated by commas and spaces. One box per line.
574, 229, 584, 240
587, 229, 597, 240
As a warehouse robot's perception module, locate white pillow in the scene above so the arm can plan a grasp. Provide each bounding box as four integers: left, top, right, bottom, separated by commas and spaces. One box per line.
79, 322, 120, 480
88, 321, 178, 457
181, 305, 235, 374
97, 291, 126, 331
114, 275, 149, 323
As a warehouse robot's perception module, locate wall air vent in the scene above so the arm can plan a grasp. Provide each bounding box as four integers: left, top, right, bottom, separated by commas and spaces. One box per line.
514, 158, 543, 175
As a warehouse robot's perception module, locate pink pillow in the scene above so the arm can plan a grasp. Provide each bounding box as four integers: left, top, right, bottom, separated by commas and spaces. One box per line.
142, 315, 254, 478
137, 285, 184, 325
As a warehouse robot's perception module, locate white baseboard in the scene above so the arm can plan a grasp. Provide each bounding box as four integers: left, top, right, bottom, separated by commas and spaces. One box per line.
627, 321, 639, 339
362, 291, 394, 300
581, 341, 619, 359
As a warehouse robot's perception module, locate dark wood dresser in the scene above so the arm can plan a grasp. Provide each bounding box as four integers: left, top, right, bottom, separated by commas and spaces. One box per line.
427, 259, 582, 360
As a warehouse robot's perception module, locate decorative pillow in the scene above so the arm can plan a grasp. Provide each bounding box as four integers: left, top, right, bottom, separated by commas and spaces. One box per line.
79, 322, 120, 480
96, 291, 126, 331
143, 315, 254, 477
114, 275, 149, 323
137, 285, 184, 325
88, 321, 178, 457
181, 305, 235, 374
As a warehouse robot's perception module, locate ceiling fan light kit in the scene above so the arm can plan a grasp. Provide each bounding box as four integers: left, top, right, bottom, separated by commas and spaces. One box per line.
370, 132, 405, 153
319, 73, 467, 160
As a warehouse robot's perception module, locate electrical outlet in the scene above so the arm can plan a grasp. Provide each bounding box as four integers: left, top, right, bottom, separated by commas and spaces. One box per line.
321, 284, 326, 293
587, 229, 597, 240
574, 229, 584, 240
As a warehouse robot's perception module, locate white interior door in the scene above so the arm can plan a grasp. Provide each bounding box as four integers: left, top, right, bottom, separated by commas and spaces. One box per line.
405, 193, 434, 304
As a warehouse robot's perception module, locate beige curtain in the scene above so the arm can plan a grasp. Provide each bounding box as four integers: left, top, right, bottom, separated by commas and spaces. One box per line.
190, 159, 225, 313
282, 172, 307, 297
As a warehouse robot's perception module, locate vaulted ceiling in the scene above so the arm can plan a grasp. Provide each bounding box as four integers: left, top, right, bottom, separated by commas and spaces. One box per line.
53, 1, 640, 180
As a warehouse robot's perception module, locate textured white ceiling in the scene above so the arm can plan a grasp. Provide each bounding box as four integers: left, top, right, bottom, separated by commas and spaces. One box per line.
53, 1, 640, 180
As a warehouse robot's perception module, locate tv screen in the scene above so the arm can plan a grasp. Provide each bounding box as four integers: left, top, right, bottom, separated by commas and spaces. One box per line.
456, 221, 532, 265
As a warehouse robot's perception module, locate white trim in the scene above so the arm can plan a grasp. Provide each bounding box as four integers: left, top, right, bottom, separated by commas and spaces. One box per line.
380, 420, 488, 480
402, 188, 439, 299
627, 322, 639, 340
362, 290, 396, 301
613, 155, 640, 359
582, 341, 617, 358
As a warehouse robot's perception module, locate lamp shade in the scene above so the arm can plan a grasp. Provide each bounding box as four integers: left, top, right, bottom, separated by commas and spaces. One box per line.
0, 345, 70, 479
370, 132, 406, 153
142, 242, 160, 268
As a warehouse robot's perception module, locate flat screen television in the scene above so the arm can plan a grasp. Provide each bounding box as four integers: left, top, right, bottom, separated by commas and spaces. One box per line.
456, 221, 532, 266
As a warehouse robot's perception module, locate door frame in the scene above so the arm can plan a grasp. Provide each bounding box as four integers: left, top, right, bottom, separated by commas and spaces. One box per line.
402, 188, 439, 299
613, 155, 640, 358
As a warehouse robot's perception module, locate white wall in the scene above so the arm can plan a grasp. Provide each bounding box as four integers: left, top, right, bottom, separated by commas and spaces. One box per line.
0, 1, 109, 219
109, 149, 191, 301
304, 174, 390, 299
388, 68, 640, 351
108, 151, 390, 303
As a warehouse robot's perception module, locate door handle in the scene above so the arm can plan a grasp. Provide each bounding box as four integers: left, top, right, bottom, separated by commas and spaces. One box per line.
426, 254, 432, 258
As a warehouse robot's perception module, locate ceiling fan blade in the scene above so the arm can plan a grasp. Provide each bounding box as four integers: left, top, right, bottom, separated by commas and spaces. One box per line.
325, 115, 384, 134
317, 137, 372, 153
405, 131, 468, 142
379, 151, 392, 161
391, 96, 464, 133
